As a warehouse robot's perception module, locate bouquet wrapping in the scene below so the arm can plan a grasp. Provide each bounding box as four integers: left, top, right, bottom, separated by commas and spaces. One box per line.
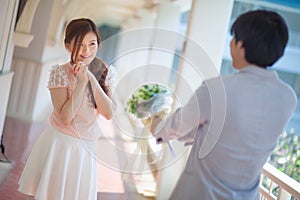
126, 84, 173, 126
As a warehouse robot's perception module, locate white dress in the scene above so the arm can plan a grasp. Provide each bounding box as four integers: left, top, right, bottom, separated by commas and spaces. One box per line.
18, 62, 116, 200
18, 126, 98, 200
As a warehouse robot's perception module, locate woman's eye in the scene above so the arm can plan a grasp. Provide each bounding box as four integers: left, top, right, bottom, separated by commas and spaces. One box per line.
74, 44, 82, 49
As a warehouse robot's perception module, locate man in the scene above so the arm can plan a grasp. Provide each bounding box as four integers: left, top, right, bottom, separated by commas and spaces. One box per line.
151, 10, 297, 200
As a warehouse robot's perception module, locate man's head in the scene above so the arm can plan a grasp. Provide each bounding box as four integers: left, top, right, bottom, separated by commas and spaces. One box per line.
230, 10, 288, 68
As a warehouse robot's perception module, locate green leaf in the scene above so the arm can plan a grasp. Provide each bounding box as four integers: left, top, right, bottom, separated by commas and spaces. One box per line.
131, 104, 136, 114
278, 166, 284, 172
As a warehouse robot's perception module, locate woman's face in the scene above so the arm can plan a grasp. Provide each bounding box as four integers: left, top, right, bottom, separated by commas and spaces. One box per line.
68, 31, 98, 65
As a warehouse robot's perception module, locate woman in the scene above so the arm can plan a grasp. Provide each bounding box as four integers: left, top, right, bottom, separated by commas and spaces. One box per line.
18, 18, 115, 200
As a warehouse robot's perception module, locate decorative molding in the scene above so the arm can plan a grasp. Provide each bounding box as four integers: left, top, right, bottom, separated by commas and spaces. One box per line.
15, 0, 40, 33
13, 32, 34, 48
46, 0, 66, 46
13, 0, 40, 48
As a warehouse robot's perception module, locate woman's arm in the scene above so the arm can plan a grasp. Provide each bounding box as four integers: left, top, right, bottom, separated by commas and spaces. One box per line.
50, 82, 87, 124
88, 71, 113, 120
50, 63, 88, 124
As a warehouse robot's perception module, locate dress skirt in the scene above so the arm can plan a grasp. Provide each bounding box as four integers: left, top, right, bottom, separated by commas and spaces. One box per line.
18, 125, 98, 200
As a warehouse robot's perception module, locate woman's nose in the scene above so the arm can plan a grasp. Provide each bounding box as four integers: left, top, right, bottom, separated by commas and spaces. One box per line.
82, 45, 90, 53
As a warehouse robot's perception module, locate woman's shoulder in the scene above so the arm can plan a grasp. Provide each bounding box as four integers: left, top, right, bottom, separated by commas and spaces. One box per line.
48, 63, 70, 89
50, 62, 70, 71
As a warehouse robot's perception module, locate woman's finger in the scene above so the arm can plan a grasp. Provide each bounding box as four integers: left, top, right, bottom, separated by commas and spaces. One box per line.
72, 62, 86, 74
72, 63, 79, 74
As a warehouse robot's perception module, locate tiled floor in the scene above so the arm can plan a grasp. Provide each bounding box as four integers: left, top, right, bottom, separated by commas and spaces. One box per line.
0, 117, 155, 200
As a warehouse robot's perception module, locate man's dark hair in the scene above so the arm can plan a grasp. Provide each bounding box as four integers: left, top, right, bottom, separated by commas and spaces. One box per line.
230, 10, 288, 68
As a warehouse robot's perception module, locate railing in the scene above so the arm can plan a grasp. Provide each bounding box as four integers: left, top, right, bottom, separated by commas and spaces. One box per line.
260, 162, 300, 200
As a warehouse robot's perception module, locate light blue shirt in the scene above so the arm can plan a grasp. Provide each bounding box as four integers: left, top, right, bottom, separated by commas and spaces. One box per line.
155, 66, 297, 200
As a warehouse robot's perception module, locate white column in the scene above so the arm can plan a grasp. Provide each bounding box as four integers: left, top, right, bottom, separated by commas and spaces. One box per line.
0, 0, 19, 142
0, 72, 14, 141
145, 1, 181, 83
7, 0, 61, 122
175, 0, 234, 102
155, 1, 234, 199
7, 58, 65, 122
114, 1, 184, 198
188, 0, 234, 71
115, 9, 156, 104
0, 0, 19, 73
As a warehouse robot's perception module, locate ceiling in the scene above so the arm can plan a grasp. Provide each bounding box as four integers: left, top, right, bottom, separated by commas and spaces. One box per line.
60, 0, 192, 27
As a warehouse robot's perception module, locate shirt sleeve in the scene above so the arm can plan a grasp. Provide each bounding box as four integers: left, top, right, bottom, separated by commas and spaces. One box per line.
47, 65, 68, 89
154, 82, 211, 144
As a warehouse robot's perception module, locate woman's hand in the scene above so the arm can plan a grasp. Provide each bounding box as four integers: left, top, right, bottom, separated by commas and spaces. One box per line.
87, 69, 95, 81
72, 62, 88, 84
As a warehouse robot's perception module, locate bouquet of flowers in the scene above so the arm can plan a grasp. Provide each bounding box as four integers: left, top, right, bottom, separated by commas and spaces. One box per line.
126, 83, 173, 126
124, 83, 176, 176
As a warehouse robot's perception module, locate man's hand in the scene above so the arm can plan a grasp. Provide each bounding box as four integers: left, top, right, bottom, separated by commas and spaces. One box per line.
150, 116, 163, 134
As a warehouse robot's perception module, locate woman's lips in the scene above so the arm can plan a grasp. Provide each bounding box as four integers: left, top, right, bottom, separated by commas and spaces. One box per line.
80, 55, 91, 59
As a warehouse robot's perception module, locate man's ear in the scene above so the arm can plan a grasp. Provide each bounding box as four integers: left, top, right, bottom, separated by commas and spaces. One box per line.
237, 40, 245, 56
237, 40, 244, 49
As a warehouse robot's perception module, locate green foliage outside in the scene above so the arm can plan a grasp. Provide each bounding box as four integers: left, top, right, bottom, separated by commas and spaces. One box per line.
263, 131, 300, 199
268, 131, 300, 183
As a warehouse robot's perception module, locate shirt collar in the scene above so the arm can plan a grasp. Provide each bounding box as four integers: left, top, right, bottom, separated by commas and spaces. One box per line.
238, 65, 279, 78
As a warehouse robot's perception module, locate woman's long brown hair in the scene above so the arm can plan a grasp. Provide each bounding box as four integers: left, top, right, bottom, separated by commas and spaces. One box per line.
64, 18, 108, 107
88, 57, 108, 107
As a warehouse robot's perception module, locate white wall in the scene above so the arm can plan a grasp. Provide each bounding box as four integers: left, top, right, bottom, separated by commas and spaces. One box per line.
7, 0, 69, 122
0, 0, 19, 142
155, 0, 234, 199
